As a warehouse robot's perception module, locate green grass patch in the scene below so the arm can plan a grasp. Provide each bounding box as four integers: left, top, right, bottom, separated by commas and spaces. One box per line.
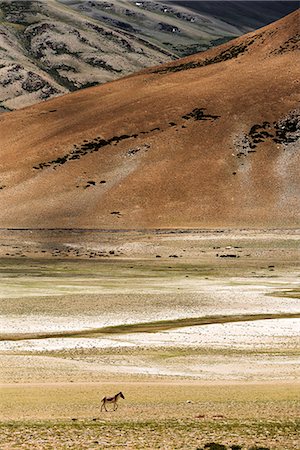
2, 312, 300, 341
268, 288, 300, 300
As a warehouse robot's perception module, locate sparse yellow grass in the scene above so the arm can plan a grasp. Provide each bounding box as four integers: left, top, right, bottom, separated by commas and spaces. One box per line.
0, 382, 299, 449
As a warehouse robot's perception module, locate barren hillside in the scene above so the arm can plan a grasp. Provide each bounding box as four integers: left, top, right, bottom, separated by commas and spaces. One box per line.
1, 0, 298, 111
0, 10, 299, 229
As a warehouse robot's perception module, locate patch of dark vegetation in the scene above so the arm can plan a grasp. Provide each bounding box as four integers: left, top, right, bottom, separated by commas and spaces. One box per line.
84, 57, 122, 73
33, 135, 127, 169
33, 106, 219, 170
182, 108, 220, 121
48, 41, 79, 57
28, 35, 81, 61
158, 22, 180, 33
173, 43, 209, 57
25, 23, 55, 36
203, 443, 227, 450
0, 0, 34, 26
54, 64, 78, 74
245, 111, 299, 151
127, 147, 141, 156
85, 22, 136, 52
158, 60, 202, 73
69, 29, 90, 45
84, 180, 96, 189
197, 444, 270, 450
0, 64, 21, 87
248, 447, 271, 450
46, 67, 78, 92
21, 71, 48, 92
20, 27, 81, 93
152, 37, 256, 74
271, 34, 300, 55
33, 126, 159, 169
234, 110, 299, 160
126, 143, 150, 156
79, 81, 99, 89
39, 84, 59, 100
101, 16, 138, 33
273, 111, 300, 145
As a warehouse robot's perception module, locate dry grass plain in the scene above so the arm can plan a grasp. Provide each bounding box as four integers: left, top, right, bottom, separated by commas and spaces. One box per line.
0, 228, 299, 449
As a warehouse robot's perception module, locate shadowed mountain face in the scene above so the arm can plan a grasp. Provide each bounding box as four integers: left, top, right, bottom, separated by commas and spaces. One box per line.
174, 1, 299, 30
1, 0, 298, 112
0, 11, 299, 229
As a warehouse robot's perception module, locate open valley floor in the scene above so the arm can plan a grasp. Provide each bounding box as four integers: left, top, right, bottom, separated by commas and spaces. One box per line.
0, 228, 299, 449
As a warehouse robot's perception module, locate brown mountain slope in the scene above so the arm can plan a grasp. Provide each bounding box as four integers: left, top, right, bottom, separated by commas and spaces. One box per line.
0, 10, 299, 229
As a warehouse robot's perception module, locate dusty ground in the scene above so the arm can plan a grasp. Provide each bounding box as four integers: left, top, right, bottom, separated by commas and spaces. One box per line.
0, 228, 299, 449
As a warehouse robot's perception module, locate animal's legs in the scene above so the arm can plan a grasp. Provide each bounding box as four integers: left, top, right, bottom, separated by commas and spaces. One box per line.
101, 401, 107, 412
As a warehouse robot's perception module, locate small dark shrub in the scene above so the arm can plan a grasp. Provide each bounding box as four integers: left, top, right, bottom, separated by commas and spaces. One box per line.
204, 444, 227, 450
248, 447, 270, 450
